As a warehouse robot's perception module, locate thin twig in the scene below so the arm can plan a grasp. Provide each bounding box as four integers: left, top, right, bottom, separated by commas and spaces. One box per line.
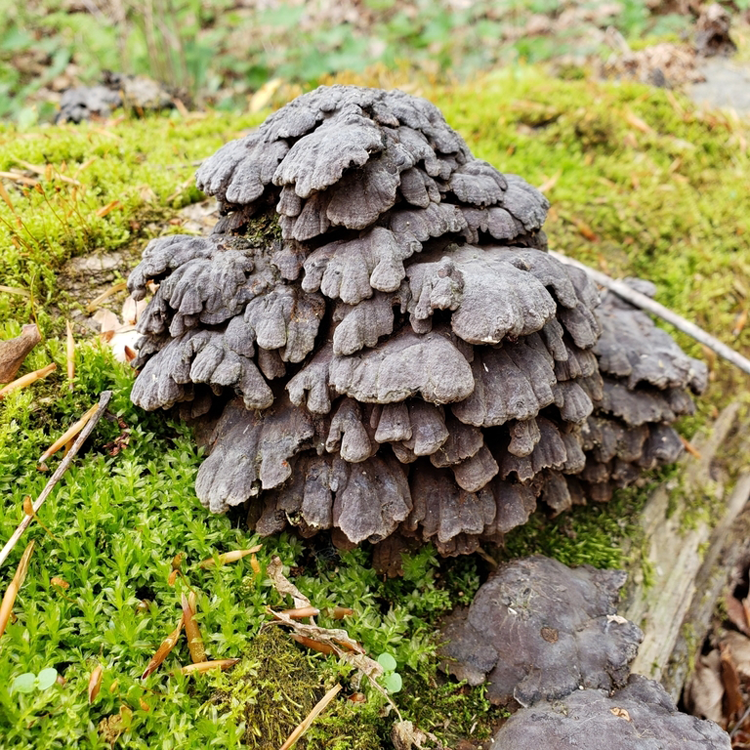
0, 391, 112, 569
548, 250, 750, 377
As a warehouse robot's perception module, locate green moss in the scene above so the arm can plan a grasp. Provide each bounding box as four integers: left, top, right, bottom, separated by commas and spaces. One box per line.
202, 628, 382, 750
3, 65, 750, 747
399, 674, 508, 745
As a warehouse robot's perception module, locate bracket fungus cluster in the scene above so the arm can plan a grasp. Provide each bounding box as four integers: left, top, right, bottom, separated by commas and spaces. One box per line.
128, 85, 707, 560
440, 556, 731, 749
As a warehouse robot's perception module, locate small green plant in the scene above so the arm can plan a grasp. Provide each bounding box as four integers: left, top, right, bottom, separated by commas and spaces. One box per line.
11, 667, 58, 694
377, 653, 402, 694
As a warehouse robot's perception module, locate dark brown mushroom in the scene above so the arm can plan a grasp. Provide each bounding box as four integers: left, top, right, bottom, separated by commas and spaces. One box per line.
491, 674, 731, 750
128, 84, 708, 555
438, 555, 643, 707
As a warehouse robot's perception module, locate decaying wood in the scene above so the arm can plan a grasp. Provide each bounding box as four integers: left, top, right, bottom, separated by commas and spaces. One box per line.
623, 401, 750, 700
0, 390, 112, 569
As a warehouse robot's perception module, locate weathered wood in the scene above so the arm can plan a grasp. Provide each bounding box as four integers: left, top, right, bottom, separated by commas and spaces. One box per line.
622, 401, 750, 701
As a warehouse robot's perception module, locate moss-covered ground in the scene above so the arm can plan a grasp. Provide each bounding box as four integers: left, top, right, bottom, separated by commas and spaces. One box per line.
1, 67, 749, 747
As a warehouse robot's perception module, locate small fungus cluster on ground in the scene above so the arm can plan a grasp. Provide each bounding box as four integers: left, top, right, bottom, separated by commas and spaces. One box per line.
128, 85, 707, 564
440, 556, 731, 749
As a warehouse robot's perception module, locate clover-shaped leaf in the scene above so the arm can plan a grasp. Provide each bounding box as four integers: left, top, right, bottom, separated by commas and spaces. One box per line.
11, 673, 36, 694
36, 668, 58, 691
382, 672, 403, 694
377, 653, 397, 672
11, 667, 58, 694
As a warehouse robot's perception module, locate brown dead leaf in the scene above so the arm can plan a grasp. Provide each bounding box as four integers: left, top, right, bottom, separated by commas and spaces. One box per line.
267, 555, 313, 610
88, 665, 103, 703
722, 631, 750, 679
0, 541, 35, 639
290, 633, 337, 655
679, 435, 702, 460
329, 607, 354, 620
570, 217, 599, 242
93, 309, 121, 334
391, 720, 438, 750
141, 616, 184, 679
98, 706, 133, 746
685, 649, 724, 724
281, 606, 320, 619
0, 324, 41, 383
720, 642, 743, 723
181, 594, 206, 664
726, 594, 750, 636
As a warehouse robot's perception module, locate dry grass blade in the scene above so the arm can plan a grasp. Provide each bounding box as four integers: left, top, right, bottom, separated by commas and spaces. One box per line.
0, 363, 56, 400
0, 180, 17, 211
279, 683, 342, 750
85, 282, 128, 313
198, 545, 263, 569
96, 200, 122, 218
0, 171, 38, 187
142, 615, 184, 679
537, 170, 561, 194
0, 541, 35, 639
0, 285, 30, 298
13, 159, 82, 186
180, 659, 240, 675
0, 391, 112, 569
39, 402, 99, 464
66, 320, 75, 389
679, 435, 702, 459
88, 665, 103, 703
266, 561, 401, 720
181, 594, 206, 664
625, 110, 655, 134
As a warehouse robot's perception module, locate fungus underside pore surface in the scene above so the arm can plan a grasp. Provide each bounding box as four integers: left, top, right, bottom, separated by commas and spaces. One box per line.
1, 67, 750, 747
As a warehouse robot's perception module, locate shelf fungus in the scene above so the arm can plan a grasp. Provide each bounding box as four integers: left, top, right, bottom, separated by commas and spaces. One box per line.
438, 556, 643, 707
490, 674, 731, 750
128, 85, 707, 559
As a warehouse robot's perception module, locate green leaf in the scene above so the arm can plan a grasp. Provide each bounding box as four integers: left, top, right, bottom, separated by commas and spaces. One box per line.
11, 673, 36, 694
382, 672, 402, 694
377, 653, 397, 672
36, 668, 58, 690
